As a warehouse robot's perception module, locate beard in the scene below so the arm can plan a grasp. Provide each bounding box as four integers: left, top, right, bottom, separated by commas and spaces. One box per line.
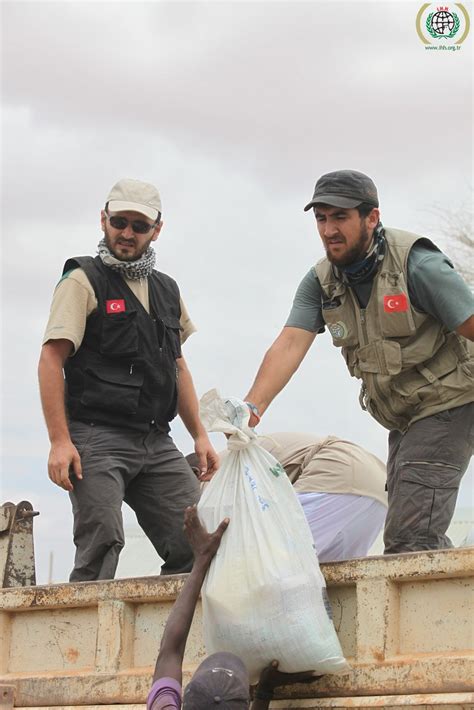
104, 225, 154, 262
325, 223, 372, 267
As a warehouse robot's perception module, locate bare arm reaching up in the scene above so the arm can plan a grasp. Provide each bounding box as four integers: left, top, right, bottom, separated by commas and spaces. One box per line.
152, 506, 229, 684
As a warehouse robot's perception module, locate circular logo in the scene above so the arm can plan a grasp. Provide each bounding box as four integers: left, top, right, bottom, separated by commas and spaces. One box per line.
328, 321, 348, 340
416, 3, 470, 45
428, 9, 459, 37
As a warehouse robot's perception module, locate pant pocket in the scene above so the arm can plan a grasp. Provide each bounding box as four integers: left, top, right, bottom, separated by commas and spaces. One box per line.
396, 462, 461, 541
69, 421, 96, 457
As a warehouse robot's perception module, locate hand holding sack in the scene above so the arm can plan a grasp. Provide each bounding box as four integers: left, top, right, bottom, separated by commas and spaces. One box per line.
198, 390, 350, 683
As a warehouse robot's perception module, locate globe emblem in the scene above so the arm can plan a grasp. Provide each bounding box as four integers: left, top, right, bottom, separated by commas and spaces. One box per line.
418, 4, 468, 45
329, 322, 347, 339
431, 10, 455, 34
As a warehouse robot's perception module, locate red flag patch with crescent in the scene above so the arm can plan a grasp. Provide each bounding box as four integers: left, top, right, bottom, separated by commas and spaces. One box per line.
383, 294, 408, 313
106, 299, 126, 314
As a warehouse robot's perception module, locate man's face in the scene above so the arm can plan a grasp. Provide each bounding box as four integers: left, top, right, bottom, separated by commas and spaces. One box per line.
100, 210, 162, 262
314, 205, 380, 267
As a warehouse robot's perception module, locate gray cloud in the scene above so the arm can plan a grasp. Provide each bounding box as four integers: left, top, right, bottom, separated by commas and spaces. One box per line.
3, 2, 472, 213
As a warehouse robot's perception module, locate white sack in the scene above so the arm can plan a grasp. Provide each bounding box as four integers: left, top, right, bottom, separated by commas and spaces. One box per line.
198, 390, 349, 683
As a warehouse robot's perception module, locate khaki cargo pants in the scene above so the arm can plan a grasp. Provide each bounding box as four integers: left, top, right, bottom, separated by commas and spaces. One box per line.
384, 402, 473, 553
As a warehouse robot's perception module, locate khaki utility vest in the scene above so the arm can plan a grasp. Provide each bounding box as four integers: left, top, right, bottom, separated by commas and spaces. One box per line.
315, 228, 473, 432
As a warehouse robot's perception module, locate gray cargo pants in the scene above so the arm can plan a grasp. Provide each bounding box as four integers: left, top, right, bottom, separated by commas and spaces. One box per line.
384, 402, 473, 554
68, 420, 200, 582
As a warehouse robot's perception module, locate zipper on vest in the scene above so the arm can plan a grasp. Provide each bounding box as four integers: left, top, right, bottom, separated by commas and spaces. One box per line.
362, 307, 388, 381
360, 309, 369, 345
154, 316, 165, 351
359, 308, 403, 426
150, 316, 164, 354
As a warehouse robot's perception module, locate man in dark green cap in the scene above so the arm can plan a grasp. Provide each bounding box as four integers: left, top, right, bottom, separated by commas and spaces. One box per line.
243, 169, 473, 554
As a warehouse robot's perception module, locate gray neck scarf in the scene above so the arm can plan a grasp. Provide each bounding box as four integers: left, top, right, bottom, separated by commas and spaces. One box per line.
97, 238, 156, 280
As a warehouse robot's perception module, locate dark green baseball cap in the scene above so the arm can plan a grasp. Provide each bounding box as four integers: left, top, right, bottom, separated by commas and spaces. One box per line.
304, 170, 379, 211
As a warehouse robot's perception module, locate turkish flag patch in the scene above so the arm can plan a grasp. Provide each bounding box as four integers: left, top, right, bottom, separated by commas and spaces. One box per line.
384, 294, 408, 313
106, 299, 126, 314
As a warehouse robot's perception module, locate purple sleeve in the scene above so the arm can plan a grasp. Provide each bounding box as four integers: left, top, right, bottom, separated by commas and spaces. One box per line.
147, 677, 182, 710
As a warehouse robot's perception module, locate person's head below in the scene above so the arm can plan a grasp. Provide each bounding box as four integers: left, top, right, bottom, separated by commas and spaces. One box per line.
304, 170, 381, 268
100, 179, 163, 263
183, 651, 250, 709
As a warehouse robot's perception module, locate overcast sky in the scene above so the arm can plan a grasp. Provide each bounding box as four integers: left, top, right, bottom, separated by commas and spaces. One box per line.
1, 0, 472, 584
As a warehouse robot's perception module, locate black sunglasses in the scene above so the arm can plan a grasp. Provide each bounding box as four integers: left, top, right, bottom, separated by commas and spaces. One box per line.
106, 210, 157, 235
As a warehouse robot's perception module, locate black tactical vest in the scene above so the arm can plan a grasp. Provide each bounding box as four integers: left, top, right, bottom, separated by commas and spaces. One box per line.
63, 256, 182, 431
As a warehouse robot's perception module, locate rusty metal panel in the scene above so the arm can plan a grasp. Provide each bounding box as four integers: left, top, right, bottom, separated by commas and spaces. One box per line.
322, 549, 473, 585
8, 608, 97, 673
4, 656, 473, 706
132, 600, 206, 669
0, 549, 471, 610
0, 685, 15, 710
11, 697, 474, 710
0, 502, 39, 588
0, 613, 12, 674
327, 585, 357, 659
0, 574, 185, 611
95, 601, 135, 673
271, 693, 474, 708
0, 549, 473, 707
132, 601, 171, 669
399, 578, 473, 654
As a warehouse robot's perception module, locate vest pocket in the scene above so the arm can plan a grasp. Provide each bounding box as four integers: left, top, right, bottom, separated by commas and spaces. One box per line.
341, 346, 359, 376
378, 272, 416, 338
380, 307, 416, 338
100, 310, 139, 357
321, 301, 358, 347
81, 366, 144, 414
391, 342, 468, 405
357, 340, 402, 376
161, 315, 182, 357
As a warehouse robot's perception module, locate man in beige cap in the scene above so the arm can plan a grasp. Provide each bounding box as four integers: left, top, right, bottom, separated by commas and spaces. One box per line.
38, 179, 218, 581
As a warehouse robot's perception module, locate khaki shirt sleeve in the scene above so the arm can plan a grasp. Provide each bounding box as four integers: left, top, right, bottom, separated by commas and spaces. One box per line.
179, 297, 197, 344
42, 269, 97, 354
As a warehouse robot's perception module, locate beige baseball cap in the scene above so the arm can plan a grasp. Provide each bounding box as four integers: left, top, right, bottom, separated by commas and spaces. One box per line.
106, 179, 162, 221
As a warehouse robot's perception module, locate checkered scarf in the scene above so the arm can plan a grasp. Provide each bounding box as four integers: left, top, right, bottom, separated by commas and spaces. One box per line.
339, 223, 386, 285
97, 238, 156, 280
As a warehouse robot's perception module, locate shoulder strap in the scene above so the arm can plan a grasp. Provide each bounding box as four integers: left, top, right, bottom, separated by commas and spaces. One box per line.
61, 255, 112, 303
315, 259, 345, 301
148, 270, 181, 319
62, 255, 96, 276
